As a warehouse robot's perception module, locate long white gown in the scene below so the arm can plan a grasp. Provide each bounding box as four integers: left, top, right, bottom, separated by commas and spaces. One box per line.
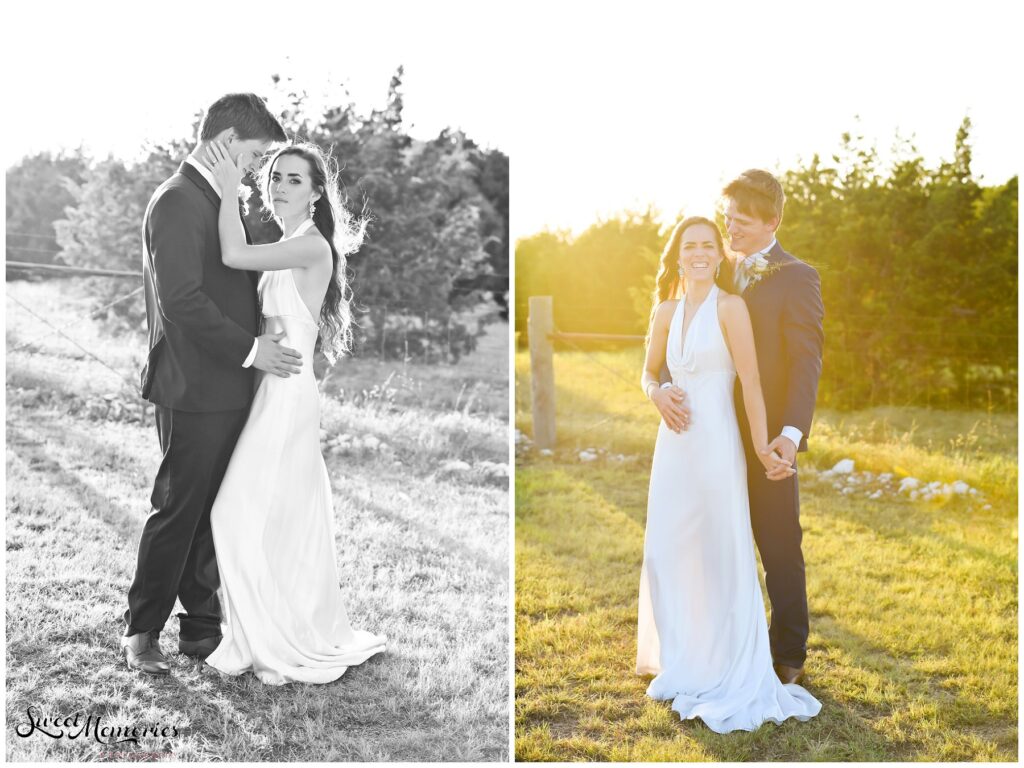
636, 284, 820, 732
206, 219, 386, 685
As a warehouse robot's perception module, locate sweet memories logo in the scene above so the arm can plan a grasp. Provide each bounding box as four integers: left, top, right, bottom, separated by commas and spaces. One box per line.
15, 706, 180, 745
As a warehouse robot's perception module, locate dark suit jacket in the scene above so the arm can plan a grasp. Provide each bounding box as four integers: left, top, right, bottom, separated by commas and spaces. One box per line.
140, 162, 259, 412
734, 241, 824, 452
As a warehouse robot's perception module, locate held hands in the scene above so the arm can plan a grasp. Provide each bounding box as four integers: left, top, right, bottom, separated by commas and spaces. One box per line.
252, 332, 302, 378
205, 141, 249, 193
757, 435, 798, 481
650, 384, 690, 433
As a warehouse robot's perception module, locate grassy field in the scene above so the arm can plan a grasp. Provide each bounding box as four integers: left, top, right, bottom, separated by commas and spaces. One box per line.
5, 279, 510, 762
514, 346, 1017, 761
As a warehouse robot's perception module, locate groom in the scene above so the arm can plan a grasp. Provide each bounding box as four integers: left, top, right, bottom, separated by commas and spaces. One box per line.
653, 169, 824, 684
122, 94, 299, 675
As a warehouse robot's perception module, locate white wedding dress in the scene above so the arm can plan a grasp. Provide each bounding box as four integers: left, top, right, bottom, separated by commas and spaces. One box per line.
636, 284, 820, 732
206, 219, 386, 685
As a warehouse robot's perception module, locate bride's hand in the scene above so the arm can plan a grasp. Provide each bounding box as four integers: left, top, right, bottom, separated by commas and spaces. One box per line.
756, 446, 795, 478
205, 140, 246, 192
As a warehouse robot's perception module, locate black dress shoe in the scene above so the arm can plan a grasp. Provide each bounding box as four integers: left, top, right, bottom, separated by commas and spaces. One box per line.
121, 631, 171, 676
178, 635, 222, 660
774, 662, 806, 685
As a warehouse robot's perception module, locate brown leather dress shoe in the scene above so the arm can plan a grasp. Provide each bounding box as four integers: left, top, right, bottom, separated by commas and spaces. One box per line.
774, 663, 806, 685
178, 635, 222, 660
121, 631, 171, 676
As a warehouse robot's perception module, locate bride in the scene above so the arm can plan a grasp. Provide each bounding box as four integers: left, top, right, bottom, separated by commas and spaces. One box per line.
636, 216, 820, 731
201, 140, 386, 685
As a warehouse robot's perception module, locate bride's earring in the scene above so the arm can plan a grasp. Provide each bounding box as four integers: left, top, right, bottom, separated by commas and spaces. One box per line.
308, 198, 316, 218
715, 262, 721, 279
677, 264, 685, 278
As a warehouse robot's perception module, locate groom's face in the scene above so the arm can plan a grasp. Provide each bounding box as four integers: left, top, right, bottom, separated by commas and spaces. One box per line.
212, 128, 272, 174
229, 138, 273, 174
724, 199, 778, 257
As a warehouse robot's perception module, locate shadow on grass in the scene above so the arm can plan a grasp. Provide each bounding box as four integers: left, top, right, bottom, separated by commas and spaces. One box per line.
7, 419, 148, 545
7, 403, 509, 761
516, 460, 1016, 760
358, 495, 506, 580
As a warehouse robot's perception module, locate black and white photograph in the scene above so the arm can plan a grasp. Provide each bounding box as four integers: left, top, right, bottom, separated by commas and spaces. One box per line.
5, 2, 509, 761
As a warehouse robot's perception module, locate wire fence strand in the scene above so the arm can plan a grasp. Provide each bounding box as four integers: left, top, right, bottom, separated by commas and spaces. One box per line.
10, 286, 146, 353
6, 292, 141, 392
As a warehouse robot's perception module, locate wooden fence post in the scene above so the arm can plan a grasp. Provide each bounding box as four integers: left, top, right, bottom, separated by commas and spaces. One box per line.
529, 296, 556, 449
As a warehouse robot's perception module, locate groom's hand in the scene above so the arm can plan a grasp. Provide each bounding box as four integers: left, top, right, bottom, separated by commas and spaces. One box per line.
252, 331, 302, 377
764, 435, 798, 481
650, 385, 690, 433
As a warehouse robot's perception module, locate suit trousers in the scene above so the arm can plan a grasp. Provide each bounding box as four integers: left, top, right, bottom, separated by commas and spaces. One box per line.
744, 442, 809, 668
125, 405, 249, 640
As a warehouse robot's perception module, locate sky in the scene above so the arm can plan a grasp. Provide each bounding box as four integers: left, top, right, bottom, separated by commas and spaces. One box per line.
1, 1, 511, 166
507, 0, 1021, 239
2, 1, 1019, 241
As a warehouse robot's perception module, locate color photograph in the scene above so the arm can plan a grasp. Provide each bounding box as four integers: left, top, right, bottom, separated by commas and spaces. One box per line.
513, 1, 1017, 761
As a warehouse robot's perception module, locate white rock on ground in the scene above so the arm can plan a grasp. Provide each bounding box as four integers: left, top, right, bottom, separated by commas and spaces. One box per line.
831, 459, 855, 474
440, 459, 471, 472
579, 451, 598, 462
899, 477, 920, 492
951, 480, 970, 495
539, 449, 553, 457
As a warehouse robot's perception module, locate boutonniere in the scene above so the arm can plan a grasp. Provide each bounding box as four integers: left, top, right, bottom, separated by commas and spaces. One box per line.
741, 254, 785, 289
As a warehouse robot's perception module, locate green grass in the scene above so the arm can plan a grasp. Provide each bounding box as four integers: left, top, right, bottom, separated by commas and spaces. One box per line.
515, 347, 1017, 761
5, 279, 510, 762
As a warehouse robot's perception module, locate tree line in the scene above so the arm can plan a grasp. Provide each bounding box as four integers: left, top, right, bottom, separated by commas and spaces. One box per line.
6, 69, 508, 362
515, 118, 1017, 410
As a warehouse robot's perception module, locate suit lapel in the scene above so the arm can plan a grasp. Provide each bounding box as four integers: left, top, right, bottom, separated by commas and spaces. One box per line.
179, 161, 221, 211
742, 241, 790, 297
178, 161, 260, 296
767, 239, 788, 265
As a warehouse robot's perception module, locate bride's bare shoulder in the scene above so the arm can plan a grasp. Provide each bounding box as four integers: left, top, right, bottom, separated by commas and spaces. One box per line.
651, 299, 679, 329
717, 292, 745, 308
654, 299, 680, 317
717, 292, 750, 322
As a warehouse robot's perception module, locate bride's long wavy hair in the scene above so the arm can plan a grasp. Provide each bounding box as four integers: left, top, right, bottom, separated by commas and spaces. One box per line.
258, 142, 367, 364
645, 215, 730, 347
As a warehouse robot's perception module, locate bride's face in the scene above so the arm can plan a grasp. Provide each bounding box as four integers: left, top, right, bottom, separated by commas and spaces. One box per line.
677, 223, 723, 282
268, 154, 320, 219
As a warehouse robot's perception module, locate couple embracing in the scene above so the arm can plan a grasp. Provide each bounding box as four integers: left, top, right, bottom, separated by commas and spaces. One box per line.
121, 93, 385, 684
637, 170, 824, 732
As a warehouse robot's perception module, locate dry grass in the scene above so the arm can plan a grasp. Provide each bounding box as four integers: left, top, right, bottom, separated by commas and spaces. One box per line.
514, 347, 1017, 761
5, 279, 510, 762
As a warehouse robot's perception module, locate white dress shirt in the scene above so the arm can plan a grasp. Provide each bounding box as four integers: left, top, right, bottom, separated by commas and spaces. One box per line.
736, 236, 803, 452
184, 155, 259, 368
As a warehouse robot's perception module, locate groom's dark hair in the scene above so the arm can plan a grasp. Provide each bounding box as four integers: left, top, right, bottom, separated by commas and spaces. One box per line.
199, 93, 287, 143
722, 169, 785, 225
